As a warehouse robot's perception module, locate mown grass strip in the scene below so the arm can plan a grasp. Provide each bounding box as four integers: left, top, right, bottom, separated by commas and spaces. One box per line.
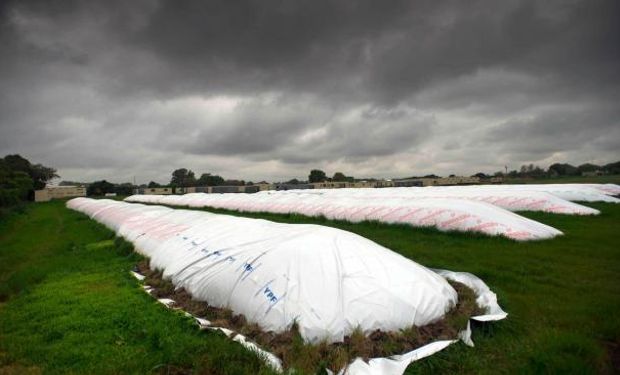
0, 201, 276, 375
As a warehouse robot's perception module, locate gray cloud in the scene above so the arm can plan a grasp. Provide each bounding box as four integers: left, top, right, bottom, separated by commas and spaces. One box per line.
483, 103, 620, 158
0, 0, 618, 183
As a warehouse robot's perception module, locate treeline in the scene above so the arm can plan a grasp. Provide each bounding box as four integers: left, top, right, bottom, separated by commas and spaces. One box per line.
145, 168, 252, 188
82, 168, 247, 196
140, 168, 357, 188
476, 161, 620, 179
84, 181, 136, 196
280, 170, 356, 185
0, 154, 58, 207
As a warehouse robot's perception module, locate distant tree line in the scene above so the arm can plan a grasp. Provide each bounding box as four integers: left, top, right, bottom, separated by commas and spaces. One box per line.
83, 181, 135, 196
67, 168, 248, 197
281, 170, 356, 184
5, 156, 618, 205
477, 161, 620, 179
167, 168, 247, 187
0, 154, 58, 207
303, 163, 620, 183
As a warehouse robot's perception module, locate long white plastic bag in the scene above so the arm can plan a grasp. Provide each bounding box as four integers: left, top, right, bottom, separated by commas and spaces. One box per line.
69, 198, 506, 374
126, 193, 563, 241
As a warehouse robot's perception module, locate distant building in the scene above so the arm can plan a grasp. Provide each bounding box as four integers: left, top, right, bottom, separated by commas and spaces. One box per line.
212, 186, 246, 194
34, 186, 87, 202
582, 170, 604, 177
181, 185, 270, 194
393, 179, 424, 187
254, 183, 274, 191
138, 187, 173, 195
174, 187, 196, 194
374, 180, 395, 188
393, 176, 481, 187
139, 177, 479, 196
274, 180, 395, 190
275, 183, 315, 191
311, 182, 349, 189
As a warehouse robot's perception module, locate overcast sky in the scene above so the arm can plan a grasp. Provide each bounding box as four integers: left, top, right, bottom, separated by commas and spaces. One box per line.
1, 0, 618, 184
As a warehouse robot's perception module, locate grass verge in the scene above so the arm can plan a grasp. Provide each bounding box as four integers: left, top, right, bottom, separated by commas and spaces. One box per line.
0, 200, 276, 375
1, 199, 619, 374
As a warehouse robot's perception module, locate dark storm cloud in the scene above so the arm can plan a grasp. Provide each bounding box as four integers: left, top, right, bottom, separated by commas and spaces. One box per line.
484, 103, 620, 158
181, 99, 435, 163
0, 0, 618, 182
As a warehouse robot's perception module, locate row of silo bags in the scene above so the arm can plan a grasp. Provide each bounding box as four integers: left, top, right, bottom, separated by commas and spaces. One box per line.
266, 183, 620, 210
66, 198, 506, 374
127, 192, 562, 240
437, 183, 620, 202
126, 183, 618, 241
403, 183, 620, 203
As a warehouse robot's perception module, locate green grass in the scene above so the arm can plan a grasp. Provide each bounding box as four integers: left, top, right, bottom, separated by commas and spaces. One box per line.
1, 199, 619, 374
0, 200, 276, 375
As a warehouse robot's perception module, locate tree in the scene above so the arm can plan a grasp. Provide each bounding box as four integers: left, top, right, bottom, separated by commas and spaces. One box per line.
147, 181, 161, 188
548, 163, 578, 176
224, 179, 245, 186
472, 172, 488, 179
332, 172, 354, 182
3, 154, 58, 189
530, 165, 545, 177
602, 161, 620, 174
170, 168, 197, 187
0, 165, 33, 206
87, 180, 115, 196
30, 164, 59, 189
308, 169, 327, 183
1, 154, 57, 206
59, 180, 87, 187
196, 173, 225, 186
577, 163, 601, 173
3, 154, 30, 173
285, 178, 300, 185
115, 183, 136, 196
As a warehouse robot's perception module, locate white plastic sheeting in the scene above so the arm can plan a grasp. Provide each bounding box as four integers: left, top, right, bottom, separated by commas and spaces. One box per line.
586, 183, 620, 196
67, 198, 461, 343
266, 188, 600, 215
338, 268, 507, 375
68, 198, 507, 374
134, 268, 505, 375
427, 184, 620, 203
126, 193, 563, 241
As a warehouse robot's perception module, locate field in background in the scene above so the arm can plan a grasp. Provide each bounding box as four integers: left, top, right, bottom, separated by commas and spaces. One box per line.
502, 175, 620, 185
1, 200, 619, 374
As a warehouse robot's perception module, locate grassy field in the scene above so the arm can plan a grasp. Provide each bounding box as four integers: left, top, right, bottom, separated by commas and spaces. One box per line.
0, 201, 276, 375
1, 199, 619, 374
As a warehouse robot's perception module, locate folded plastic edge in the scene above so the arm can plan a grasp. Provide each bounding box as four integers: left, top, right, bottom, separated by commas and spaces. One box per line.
131, 268, 506, 375
335, 269, 507, 375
